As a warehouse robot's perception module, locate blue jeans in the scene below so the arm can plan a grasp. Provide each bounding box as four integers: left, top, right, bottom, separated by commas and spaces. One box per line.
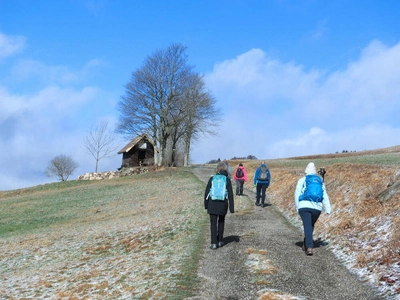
298, 208, 321, 249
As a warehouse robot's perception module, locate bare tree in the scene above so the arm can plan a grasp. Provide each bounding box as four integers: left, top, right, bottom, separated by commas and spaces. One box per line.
166, 73, 219, 166
45, 155, 79, 181
82, 120, 119, 172
180, 74, 220, 166
117, 43, 219, 166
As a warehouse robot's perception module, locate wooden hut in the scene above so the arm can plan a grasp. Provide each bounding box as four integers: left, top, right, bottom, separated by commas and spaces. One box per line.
118, 133, 156, 168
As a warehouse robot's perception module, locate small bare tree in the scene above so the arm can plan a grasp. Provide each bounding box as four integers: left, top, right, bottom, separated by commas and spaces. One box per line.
45, 155, 79, 181
83, 120, 119, 172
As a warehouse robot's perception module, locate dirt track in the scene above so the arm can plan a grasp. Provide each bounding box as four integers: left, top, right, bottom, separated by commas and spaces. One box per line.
188, 166, 380, 300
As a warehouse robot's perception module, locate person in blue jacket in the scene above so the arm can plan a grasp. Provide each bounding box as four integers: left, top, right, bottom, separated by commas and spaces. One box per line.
224, 160, 232, 179
253, 162, 271, 207
295, 162, 331, 256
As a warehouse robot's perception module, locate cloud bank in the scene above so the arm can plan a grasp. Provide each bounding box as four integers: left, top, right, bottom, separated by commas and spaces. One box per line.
192, 40, 400, 162
0, 33, 121, 191
1, 30, 400, 190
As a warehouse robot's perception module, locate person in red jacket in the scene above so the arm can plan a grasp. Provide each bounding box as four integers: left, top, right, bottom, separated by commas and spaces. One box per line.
233, 163, 248, 196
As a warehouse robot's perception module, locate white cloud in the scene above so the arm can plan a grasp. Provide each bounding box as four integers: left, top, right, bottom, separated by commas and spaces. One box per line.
323, 40, 400, 120
11, 58, 106, 86
0, 33, 26, 60
0, 57, 118, 190
0, 86, 27, 123
192, 40, 400, 163
205, 49, 319, 108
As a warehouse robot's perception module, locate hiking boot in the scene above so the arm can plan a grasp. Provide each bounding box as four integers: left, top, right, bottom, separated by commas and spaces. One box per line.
210, 244, 218, 250
306, 248, 313, 256
261, 203, 266, 208
218, 241, 224, 247
255, 202, 261, 206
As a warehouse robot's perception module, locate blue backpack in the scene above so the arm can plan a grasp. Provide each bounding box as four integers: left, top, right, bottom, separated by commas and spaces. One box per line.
209, 174, 227, 201
299, 174, 323, 202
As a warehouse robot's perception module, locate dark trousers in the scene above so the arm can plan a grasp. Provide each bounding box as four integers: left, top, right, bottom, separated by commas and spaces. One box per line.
299, 208, 321, 249
236, 179, 244, 195
256, 183, 268, 204
209, 214, 225, 244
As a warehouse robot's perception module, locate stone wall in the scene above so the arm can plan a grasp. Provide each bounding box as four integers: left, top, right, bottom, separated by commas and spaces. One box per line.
77, 167, 149, 181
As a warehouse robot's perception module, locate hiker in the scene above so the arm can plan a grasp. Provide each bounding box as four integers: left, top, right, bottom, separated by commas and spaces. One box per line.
294, 162, 331, 256
233, 163, 247, 196
204, 161, 235, 250
224, 160, 232, 179
253, 162, 271, 207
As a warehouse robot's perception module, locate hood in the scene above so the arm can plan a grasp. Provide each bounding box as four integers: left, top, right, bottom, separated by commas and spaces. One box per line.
305, 162, 317, 175
219, 170, 228, 176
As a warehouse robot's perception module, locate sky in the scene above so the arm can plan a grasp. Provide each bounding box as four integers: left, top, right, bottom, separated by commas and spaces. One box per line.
1, 0, 400, 191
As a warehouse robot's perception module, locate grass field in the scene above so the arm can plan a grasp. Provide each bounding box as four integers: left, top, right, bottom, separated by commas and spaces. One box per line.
0, 146, 399, 298
0, 168, 208, 299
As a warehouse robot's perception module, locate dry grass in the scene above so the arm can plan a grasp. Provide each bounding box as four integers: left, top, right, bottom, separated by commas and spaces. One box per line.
257, 289, 303, 300
229, 147, 400, 297
235, 194, 255, 216
245, 247, 278, 288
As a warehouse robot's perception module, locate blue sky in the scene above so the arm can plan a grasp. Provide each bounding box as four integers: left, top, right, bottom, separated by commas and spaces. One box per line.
1, 0, 400, 190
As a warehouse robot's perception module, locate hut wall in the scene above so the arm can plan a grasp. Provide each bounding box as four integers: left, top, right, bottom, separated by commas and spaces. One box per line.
121, 144, 155, 168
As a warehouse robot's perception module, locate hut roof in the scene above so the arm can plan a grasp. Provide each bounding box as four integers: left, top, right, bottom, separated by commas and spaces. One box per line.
117, 133, 155, 154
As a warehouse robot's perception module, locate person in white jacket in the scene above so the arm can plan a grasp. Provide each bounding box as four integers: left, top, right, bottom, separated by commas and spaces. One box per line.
294, 162, 331, 255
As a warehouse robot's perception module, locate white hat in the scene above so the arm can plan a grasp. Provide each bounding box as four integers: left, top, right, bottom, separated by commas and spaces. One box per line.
305, 162, 316, 174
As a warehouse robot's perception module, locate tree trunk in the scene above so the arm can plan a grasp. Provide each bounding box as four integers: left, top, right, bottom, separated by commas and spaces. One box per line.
184, 139, 191, 166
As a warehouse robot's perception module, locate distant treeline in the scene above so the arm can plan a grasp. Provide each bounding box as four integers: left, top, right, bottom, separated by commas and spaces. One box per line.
337, 150, 357, 153
206, 155, 258, 164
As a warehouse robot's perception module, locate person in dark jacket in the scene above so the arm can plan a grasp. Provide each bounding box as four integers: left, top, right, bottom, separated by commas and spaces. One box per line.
204, 161, 235, 250
253, 162, 271, 207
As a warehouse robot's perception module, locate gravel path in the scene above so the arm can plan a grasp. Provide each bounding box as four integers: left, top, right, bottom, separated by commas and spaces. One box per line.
189, 166, 380, 300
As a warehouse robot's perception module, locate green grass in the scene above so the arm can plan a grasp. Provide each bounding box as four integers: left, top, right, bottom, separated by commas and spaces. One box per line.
0, 169, 186, 238
0, 181, 129, 237
0, 167, 210, 298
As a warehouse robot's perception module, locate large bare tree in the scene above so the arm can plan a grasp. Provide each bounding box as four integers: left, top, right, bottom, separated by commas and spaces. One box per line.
117, 43, 218, 166
167, 73, 219, 166
83, 120, 119, 172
